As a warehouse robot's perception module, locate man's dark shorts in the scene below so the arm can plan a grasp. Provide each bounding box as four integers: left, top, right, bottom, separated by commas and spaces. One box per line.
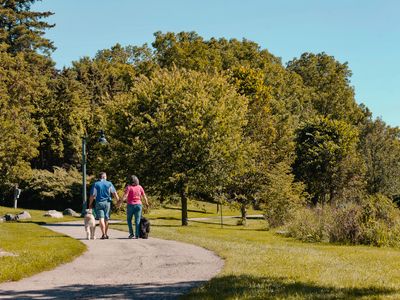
95, 201, 110, 220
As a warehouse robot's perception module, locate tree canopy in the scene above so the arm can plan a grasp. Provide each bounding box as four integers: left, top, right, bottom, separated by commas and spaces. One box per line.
106, 68, 249, 225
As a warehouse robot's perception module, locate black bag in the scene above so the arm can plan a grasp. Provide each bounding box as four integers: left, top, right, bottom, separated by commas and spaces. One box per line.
139, 217, 150, 239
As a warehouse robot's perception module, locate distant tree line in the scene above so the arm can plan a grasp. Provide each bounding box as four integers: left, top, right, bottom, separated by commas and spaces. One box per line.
1, 1, 400, 244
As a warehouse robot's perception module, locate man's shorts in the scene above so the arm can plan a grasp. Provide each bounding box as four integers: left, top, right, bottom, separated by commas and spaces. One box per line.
95, 201, 111, 220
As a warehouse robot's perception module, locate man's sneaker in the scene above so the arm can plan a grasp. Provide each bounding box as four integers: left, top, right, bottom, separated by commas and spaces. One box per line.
128, 234, 135, 239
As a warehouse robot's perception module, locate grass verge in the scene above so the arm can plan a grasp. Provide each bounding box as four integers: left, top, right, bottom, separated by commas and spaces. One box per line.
0, 206, 86, 283
113, 204, 400, 299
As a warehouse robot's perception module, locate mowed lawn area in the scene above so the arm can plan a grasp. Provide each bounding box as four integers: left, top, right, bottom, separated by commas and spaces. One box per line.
114, 202, 400, 299
0, 206, 86, 283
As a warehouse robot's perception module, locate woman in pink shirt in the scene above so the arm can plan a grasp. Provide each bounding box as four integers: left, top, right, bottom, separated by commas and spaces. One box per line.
121, 175, 149, 239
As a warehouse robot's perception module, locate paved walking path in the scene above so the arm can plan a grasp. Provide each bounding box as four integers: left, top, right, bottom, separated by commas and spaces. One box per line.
0, 221, 224, 300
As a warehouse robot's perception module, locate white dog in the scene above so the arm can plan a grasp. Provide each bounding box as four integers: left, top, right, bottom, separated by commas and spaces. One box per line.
84, 209, 96, 240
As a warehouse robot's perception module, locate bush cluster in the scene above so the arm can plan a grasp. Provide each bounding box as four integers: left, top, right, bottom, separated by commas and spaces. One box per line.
285, 194, 400, 247
260, 162, 307, 228
18, 167, 84, 211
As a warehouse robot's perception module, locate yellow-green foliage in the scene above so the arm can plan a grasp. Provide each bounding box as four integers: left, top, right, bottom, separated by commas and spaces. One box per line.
106, 67, 250, 225
21, 167, 83, 210
260, 162, 307, 228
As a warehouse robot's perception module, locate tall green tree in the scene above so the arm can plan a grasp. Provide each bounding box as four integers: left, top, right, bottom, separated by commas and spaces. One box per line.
0, 50, 40, 195
106, 68, 249, 225
152, 31, 280, 72
293, 117, 361, 205
35, 48, 140, 171
224, 66, 275, 223
95, 43, 156, 76
287, 52, 364, 124
0, 0, 56, 173
359, 118, 400, 198
0, 0, 55, 54
32, 69, 92, 169
149, 32, 314, 221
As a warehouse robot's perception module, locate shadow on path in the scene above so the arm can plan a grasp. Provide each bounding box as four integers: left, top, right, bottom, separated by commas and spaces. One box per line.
43, 220, 124, 227
0, 281, 203, 300
39, 222, 82, 227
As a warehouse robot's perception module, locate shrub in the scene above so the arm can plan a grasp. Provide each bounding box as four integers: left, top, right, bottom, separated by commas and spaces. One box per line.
358, 194, 400, 247
19, 167, 84, 211
328, 203, 362, 244
285, 206, 332, 242
260, 162, 307, 228
285, 194, 400, 247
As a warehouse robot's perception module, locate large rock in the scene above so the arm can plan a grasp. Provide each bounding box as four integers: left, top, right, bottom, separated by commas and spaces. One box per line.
17, 211, 31, 220
0, 249, 17, 257
43, 210, 63, 218
63, 208, 80, 217
0, 217, 4, 223
4, 214, 18, 221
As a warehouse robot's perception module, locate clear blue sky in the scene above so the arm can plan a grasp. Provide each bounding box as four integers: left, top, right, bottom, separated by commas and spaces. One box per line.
33, 0, 399, 127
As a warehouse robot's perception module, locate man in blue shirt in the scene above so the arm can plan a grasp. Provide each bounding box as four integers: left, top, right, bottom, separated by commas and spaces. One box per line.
89, 172, 120, 239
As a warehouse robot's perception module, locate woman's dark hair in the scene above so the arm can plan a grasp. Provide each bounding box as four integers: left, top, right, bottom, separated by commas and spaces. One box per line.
129, 175, 139, 186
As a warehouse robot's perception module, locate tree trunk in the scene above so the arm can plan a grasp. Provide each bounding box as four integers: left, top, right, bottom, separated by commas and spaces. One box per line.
180, 183, 188, 226
241, 204, 247, 226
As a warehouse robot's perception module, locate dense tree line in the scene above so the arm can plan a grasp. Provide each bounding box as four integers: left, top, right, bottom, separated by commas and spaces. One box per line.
1, 1, 400, 238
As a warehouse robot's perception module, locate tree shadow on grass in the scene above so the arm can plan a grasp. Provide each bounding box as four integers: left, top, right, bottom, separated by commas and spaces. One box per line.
16, 221, 47, 225
163, 206, 208, 214
184, 275, 397, 300
152, 217, 181, 221
0, 281, 202, 300
150, 223, 183, 228
41, 222, 83, 227
189, 220, 237, 227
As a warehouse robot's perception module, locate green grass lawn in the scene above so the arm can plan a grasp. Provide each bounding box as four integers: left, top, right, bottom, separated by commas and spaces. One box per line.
0, 206, 86, 283
113, 203, 400, 299
137, 199, 261, 220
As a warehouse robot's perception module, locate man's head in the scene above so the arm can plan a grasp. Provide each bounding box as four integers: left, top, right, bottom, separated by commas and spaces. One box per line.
99, 172, 107, 180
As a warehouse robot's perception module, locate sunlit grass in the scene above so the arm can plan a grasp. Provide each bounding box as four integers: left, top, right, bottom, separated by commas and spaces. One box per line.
113, 205, 400, 299
113, 199, 261, 221
0, 206, 81, 224
0, 205, 86, 283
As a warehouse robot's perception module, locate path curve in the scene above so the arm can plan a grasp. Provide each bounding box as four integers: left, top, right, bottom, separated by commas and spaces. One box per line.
0, 221, 223, 299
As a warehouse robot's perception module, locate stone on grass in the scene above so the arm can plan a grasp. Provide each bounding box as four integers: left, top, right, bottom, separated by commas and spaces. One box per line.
0, 249, 17, 257
0, 217, 4, 222
4, 214, 19, 221
43, 210, 63, 218
63, 208, 79, 217
17, 211, 31, 220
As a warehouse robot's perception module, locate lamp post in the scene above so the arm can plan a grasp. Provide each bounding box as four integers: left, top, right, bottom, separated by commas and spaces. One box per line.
81, 130, 108, 216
